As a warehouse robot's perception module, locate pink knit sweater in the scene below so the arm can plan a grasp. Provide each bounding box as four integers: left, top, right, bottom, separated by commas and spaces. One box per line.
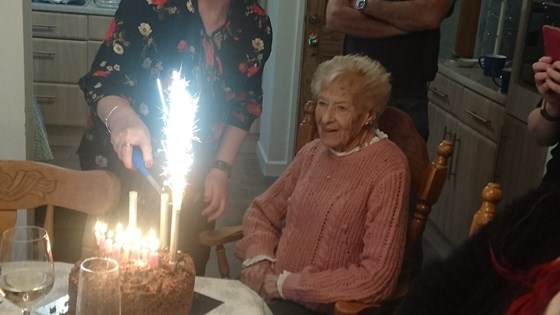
235, 138, 410, 307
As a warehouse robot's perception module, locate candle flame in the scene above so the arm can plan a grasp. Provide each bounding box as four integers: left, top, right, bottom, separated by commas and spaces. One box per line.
159, 70, 198, 211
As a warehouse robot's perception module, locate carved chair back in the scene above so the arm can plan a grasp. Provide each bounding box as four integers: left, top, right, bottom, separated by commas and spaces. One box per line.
0, 160, 120, 251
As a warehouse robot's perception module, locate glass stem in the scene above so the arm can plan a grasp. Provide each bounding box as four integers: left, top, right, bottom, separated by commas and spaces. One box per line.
23, 310, 31, 315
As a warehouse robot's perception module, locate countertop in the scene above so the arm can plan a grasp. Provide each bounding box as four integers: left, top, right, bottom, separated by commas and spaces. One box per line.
31, 0, 116, 16
438, 58, 508, 106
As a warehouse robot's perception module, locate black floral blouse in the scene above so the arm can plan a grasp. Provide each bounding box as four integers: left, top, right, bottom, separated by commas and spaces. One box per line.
78, 0, 272, 171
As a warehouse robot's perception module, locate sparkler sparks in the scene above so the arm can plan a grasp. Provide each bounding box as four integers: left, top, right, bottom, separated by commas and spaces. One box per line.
158, 70, 198, 262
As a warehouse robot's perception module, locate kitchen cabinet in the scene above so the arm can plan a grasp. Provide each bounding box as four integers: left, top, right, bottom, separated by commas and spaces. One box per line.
495, 115, 547, 205
427, 72, 503, 247
31, 10, 112, 148
427, 101, 498, 246
427, 63, 548, 251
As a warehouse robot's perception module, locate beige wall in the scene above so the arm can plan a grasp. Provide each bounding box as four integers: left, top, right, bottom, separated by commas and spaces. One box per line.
0, 1, 32, 160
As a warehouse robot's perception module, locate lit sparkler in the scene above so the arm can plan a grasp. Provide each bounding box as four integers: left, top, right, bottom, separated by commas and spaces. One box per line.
158, 70, 198, 263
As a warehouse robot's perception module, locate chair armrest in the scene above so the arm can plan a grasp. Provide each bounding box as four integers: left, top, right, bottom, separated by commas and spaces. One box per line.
199, 225, 243, 246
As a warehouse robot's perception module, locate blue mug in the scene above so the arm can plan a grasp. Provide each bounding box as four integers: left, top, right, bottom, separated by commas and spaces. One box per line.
492, 68, 512, 94
478, 54, 507, 77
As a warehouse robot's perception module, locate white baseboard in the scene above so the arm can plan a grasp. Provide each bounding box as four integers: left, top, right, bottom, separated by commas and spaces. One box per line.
256, 140, 288, 177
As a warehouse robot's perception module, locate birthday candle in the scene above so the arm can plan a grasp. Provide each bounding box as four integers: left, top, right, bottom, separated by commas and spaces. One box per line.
129, 191, 138, 229
159, 192, 170, 249
148, 251, 159, 269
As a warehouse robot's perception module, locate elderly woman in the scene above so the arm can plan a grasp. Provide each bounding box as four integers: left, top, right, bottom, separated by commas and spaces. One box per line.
235, 55, 410, 313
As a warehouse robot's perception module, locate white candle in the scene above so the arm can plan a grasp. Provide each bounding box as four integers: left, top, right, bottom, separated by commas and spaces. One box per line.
129, 191, 138, 229
169, 206, 180, 263
159, 192, 170, 249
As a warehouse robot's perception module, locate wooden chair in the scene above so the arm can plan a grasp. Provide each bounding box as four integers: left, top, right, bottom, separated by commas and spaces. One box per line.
469, 182, 502, 237
200, 102, 454, 312
0, 160, 120, 252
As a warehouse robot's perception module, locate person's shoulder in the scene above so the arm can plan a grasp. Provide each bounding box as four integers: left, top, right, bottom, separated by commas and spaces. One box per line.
231, 0, 272, 35
296, 139, 323, 158
375, 138, 408, 165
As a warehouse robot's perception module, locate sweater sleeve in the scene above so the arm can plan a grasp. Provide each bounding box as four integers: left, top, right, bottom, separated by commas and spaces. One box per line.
234, 142, 313, 260
281, 168, 410, 305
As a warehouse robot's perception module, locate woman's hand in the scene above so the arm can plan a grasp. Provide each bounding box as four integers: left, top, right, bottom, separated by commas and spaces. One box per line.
201, 168, 228, 221
98, 96, 153, 170
262, 273, 281, 302
534, 57, 560, 112
240, 260, 273, 295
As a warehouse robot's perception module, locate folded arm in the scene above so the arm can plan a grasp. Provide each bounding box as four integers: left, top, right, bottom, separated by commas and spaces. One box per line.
362, 0, 454, 32
326, 0, 453, 38
326, 0, 407, 38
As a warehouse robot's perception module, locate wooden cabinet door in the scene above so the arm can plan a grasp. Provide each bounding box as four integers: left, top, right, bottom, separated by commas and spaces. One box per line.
428, 102, 498, 246
296, 0, 344, 129
495, 115, 548, 205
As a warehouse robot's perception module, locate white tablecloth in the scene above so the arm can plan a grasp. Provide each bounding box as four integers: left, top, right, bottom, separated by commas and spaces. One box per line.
0, 262, 272, 315
194, 277, 272, 315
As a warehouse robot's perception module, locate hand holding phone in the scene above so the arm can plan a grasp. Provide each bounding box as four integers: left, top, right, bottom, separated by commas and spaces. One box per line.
543, 25, 560, 62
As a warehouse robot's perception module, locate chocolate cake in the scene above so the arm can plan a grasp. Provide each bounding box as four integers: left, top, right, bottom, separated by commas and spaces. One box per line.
67, 251, 195, 315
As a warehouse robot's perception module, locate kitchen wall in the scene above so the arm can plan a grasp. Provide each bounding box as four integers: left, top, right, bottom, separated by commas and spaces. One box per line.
257, 0, 305, 176
0, 1, 33, 160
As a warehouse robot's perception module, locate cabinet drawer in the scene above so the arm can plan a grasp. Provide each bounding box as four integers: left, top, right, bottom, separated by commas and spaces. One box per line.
32, 12, 87, 40
460, 89, 504, 141
428, 73, 463, 113
88, 16, 114, 41
33, 38, 88, 84
34, 83, 89, 127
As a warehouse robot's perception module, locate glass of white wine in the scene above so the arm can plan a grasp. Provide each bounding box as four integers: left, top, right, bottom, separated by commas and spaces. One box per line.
0, 226, 55, 315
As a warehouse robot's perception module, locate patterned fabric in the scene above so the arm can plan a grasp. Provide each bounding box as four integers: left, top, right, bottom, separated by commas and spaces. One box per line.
78, 0, 272, 170
235, 139, 410, 310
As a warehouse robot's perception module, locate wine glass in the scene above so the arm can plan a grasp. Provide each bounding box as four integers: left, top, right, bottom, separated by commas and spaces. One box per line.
0, 226, 55, 315
76, 257, 120, 315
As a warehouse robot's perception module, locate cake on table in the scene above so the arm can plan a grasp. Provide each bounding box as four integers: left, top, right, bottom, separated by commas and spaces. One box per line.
67, 251, 195, 315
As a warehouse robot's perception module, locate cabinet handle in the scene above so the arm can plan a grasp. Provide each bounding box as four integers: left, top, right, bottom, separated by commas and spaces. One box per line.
429, 87, 448, 101
35, 95, 56, 103
448, 133, 460, 180
32, 24, 56, 32
33, 51, 56, 58
442, 126, 457, 180
492, 126, 507, 183
465, 109, 491, 126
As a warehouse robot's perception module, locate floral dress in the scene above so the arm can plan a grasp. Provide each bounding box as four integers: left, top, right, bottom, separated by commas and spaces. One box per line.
76, 0, 272, 273
78, 0, 272, 173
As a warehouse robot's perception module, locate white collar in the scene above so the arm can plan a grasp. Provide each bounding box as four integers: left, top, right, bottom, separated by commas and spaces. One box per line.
330, 129, 387, 157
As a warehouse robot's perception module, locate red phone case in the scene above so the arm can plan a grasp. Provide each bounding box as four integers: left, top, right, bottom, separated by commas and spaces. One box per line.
543, 25, 560, 61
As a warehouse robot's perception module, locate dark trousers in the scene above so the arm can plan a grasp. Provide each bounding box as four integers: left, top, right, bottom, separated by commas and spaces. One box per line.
390, 84, 430, 141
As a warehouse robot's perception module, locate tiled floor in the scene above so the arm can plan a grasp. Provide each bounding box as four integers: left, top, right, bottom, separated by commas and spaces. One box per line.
49, 133, 445, 277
